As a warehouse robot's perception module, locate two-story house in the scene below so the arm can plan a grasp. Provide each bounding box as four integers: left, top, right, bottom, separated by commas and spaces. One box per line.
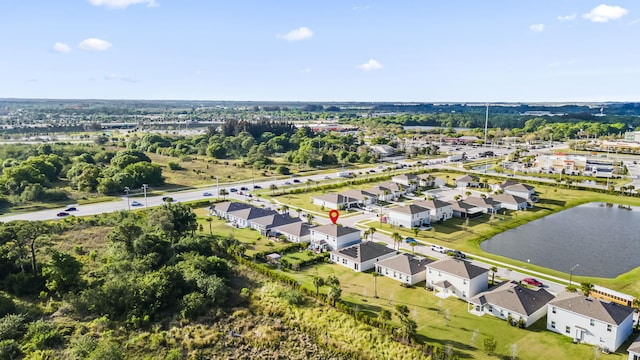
309, 223, 362, 251
387, 204, 431, 228
426, 258, 489, 300
414, 198, 453, 222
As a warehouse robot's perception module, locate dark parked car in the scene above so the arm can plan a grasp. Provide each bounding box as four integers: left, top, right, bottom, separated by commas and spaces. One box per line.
240, 187, 249, 191
65, 207, 77, 212
230, 188, 238, 192
447, 250, 466, 259
293, 179, 301, 183
56, 212, 69, 217
253, 185, 262, 189
522, 278, 543, 287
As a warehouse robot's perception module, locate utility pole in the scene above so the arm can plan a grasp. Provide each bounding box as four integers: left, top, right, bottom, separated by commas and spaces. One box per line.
215, 176, 219, 200
484, 103, 489, 146
124, 186, 130, 211
142, 184, 148, 208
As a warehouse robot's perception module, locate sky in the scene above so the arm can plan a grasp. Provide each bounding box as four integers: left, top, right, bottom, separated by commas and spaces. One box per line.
1, 1, 639, 102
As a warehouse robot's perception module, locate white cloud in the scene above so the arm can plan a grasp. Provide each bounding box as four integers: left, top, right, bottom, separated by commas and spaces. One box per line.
529, 24, 545, 32
357, 59, 383, 71
583, 4, 628, 23
105, 73, 137, 82
53, 42, 71, 53
557, 14, 577, 21
278, 27, 313, 41
79, 38, 112, 51
88, 0, 157, 9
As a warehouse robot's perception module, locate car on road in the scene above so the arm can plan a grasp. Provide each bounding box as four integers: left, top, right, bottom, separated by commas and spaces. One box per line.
430, 245, 447, 254
131, 201, 142, 206
56, 212, 69, 217
162, 196, 174, 202
447, 250, 466, 259
522, 278, 543, 287
240, 187, 249, 191
284, 181, 292, 185
405, 237, 417, 244
323, 176, 331, 180
65, 206, 77, 212
230, 188, 238, 192
293, 179, 301, 183
202, 192, 213, 196
253, 185, 261, 189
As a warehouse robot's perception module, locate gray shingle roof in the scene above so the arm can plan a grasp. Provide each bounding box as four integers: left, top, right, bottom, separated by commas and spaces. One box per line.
376, 254, 432, 276
312, 193, 356, 205
340, 189, 376, 201
214, 201, 252, 213
312, 223, 361, 237
414, 198, 452, 210
469, 281, 555, 316
628, 336, 640, 354
462, 196, 498, 209
549, 293, 634, 325
227, 207, 277, 220
427, 258, 488, 280
492, 193, 528, 205
389, 204, 430, 215
456, 175, 478, 183
251, 214, 301, 228
274, 221, 313, 237
504, 183, 535, 192
332, 242, 396, 262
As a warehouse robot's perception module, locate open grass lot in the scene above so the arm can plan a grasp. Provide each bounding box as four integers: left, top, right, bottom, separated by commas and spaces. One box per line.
280, 263, 630, 360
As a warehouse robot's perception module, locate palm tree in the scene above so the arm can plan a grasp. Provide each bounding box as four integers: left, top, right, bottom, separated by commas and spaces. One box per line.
632, 298, 640, 329
392, 232, 402, 250
306, 213, 315, 224
219, 188, 229, 200
206, 217, 213, 235
363, 229, 371, 242
407, 239, 417, 254
490, 266, 498, 286
368, 226, 377, 242
270, 183, 278, 195
313, 276, 325, 297
580, 282, 594, 297
412, 227, 419, 238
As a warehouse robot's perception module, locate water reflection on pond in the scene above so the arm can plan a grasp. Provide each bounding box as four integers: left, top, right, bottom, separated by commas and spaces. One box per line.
480, 202, 640, 278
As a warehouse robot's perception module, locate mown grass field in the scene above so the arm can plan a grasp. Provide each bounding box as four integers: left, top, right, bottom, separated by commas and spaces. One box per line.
279, 263, 632, 360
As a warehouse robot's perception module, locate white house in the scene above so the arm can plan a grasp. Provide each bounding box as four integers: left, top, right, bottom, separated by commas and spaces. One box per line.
492, 193, 529, 211
250, 213, 301, 236
448, 200, 484, 219
455, 175, 479, 188
367, 181, 405, 201
414, 199, 453, 222
547, 293, 635, 351
211, 201, 253, 219
387, 204, 431, 228
227, 207, 277, 228
468, 281, 555, 328
340, 189, 377, 207
426, 258, 489, 300
462, 196, 500, 214
310, 224, 362, 251
375, 254, 432, 285
273, 221, 313, 243
503, 182, 536, 201
628, 336, 640, 360
311, 193, 358, 210
330, 242, 397, 272
392, 174, 419, 191
417, 173, 436, 188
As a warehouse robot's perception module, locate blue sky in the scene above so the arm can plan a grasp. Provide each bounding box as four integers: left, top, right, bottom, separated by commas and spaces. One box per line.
1, 1, 639, 102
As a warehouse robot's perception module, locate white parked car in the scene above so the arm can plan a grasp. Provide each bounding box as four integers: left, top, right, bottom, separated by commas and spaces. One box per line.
430, 245, 448, 254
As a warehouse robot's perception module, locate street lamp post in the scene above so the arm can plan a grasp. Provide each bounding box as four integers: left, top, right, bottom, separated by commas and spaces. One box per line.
124, 186, 130, 211
569, 264, 579, 286
214, 176, 219, 200
142, 184, 149, 208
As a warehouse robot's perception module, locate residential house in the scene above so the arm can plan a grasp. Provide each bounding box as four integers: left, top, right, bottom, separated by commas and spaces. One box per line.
310, 223, 362, 251
392, 174, 419, 192
250, 213, 301, 236
448, 200, 484, 218
455, 175, 479, 188
387, 204, 431, 228
340, 189, 377, 207
367, 181, 405, 202
426, 258, 489, 300
375, 253, 432, 285
628, 336, 640, 360
414, 198, 453, 222
502, 182, 536, 201
469, 281, 555, 328
417, 173, 437, 188
492, 193, 529, 211
211, 201, 252, 220
311, 193, 358, 210
227, 207, 277, 228
462, 196, 500, 214
330, 242, 397, 272
370, 144, 396, 157
273, 221, 313, 243
547, 293, 635, 351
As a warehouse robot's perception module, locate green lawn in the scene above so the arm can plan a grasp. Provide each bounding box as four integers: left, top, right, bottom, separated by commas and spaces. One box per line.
279, 263, 629, 360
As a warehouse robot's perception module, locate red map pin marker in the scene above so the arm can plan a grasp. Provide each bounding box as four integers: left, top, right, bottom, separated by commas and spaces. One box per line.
329, 210, 339, 224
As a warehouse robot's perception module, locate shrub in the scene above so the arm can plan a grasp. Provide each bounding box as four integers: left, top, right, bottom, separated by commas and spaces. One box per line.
87, 341, 124, 360
167, 162, 182, 171
0, 294, 16, 317
70, 334, 98, 359
0, 314, 27, 341
21, 320, 63, 353
0, 340, 20, 360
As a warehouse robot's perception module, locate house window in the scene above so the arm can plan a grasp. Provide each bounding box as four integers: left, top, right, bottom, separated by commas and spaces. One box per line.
565, 326, 571, 334
607, 325, 612, 332
590, 319, 595, 327
552, 307, 556, 314
354, 263, 358, 270
463, 279, 467, 285
488, 305, 493, 312
342, 259, 347, 264
550, 321, 556, 329
462, 291, 466, 298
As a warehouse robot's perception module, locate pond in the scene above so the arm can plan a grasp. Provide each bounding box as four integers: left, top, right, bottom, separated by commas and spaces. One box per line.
480, 202, 640, 278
